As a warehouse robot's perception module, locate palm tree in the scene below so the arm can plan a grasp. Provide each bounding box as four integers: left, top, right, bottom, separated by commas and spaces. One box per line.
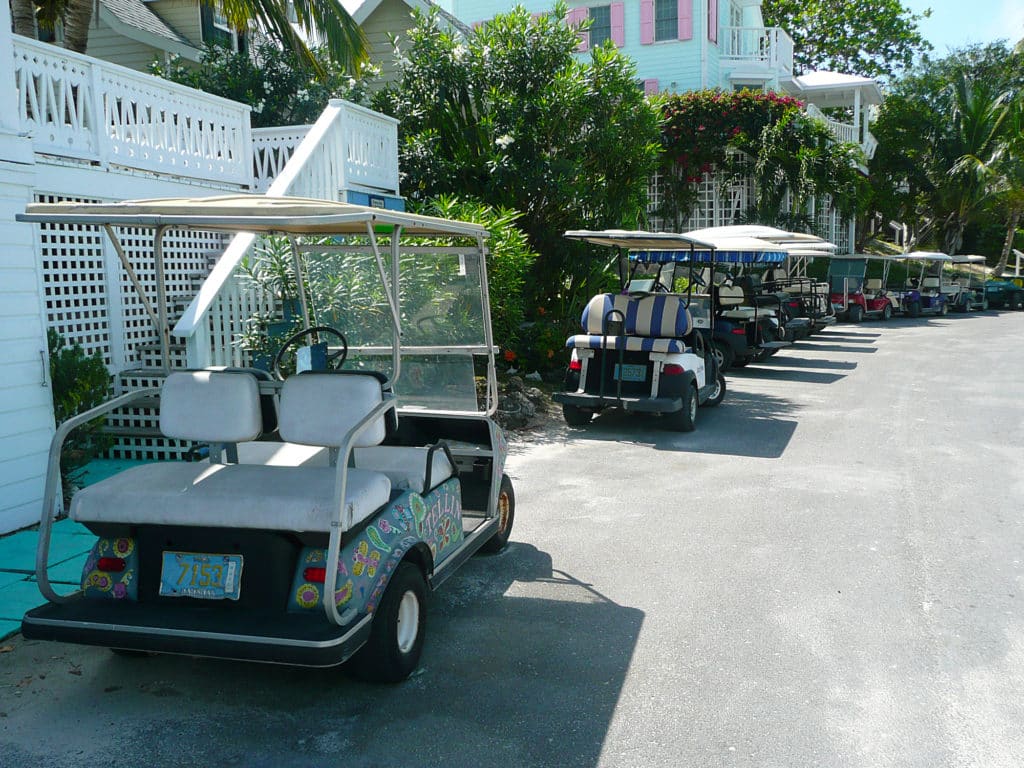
993, 96, 1024, 276
927, 75, 1009, 255
19, 0, 367, 75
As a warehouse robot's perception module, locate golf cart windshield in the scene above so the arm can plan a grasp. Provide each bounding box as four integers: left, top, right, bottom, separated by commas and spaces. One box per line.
828, 259, 866, 292
20, 195, 497, 415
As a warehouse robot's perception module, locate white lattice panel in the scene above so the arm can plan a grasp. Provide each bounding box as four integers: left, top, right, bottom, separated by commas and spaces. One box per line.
111, 226, 225, 365
38, 193, 228, 369
37, 193, 112, 364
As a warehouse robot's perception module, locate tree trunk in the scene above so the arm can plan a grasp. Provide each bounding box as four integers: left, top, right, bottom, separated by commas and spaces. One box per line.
993, 208, 1021, 277
11, 0, 39, 38
62, 0, 95, 54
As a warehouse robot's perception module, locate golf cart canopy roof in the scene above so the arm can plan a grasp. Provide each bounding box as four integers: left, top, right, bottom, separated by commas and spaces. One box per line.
18, 194, 489, 238
563, 229, 788, 262
950, 254, 987, 264
828, 253, 896, 261
684, 225, 838, 250
901, 251, 953, 262
564, 229, 718, 250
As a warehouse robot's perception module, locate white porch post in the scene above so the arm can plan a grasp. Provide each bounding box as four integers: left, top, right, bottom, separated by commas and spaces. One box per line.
853, 89, 861, 142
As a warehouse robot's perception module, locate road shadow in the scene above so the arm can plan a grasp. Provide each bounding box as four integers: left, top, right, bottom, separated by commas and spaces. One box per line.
6, 544, 642, 768
760, 355, 857, 371
553, 389, 799, 459
788, 342, 878, 354
810, 331, 880, 342
728, 365, 847, 385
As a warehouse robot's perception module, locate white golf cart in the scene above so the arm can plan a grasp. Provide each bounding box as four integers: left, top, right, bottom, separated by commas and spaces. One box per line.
18, 195, 514, 681
947, 254, 989, 312
553, 230, 794, 430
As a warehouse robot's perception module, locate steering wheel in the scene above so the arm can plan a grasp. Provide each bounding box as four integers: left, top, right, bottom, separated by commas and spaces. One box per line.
271, 325, 348, 380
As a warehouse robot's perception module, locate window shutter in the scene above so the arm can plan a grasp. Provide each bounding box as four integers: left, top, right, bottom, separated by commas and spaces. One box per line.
611, 3, 625, 47
707, 0, 718, 43
567, 7, 589, 52
678, 0, 693, 40
644, 78, 660, 96
640, 0, 654, 44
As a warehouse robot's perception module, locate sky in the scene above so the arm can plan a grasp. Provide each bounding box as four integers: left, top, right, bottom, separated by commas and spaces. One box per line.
901, 0, 1024, 54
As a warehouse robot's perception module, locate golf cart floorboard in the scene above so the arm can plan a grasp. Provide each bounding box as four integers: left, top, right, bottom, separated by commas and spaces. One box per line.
758, 341, 791, 350
22, 596, 370, 667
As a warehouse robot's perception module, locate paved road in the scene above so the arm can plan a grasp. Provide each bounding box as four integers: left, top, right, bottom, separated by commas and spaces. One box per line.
2, 312, 1023, 768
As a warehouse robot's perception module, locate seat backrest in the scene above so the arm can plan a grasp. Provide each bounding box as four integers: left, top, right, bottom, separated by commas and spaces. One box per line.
717, 285, 745, 307
627, 295, 692, 337
922, 276, 940, 289
278, 373, 387, 448
768, 268, 788, 283
581, 293, 633, 334
160, 371, 262, 443
865, 278, 883, 291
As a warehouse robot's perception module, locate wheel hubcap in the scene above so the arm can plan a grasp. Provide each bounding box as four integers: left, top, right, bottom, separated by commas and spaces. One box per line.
396, 590, 419, 654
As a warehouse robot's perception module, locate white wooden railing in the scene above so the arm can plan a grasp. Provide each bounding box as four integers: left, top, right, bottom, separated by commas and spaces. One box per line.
720, 27, 794, 76
13, 36, 253, 185
174, 99, 399, 368
805, 103, 877, 159
252, 125, 311, 192
252, 104, 399, 193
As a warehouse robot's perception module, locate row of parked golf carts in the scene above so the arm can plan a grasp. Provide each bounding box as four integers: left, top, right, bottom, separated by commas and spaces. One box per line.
14, 198, 1017, 682
553, 227, 1018, 433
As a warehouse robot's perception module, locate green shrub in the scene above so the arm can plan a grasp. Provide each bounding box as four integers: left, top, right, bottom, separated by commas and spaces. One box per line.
414, 196, 538, 351
151, 42, 379, 128
48, 330, 112, 501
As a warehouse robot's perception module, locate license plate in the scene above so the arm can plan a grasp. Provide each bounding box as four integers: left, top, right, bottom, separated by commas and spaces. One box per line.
614, 363, 647, 382
159, 552, 243, 601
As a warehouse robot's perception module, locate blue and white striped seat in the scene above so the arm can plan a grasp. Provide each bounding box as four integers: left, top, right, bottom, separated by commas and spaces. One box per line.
566, 293, 693, 353
580, 293, 634, 333
566, 335, 686, 353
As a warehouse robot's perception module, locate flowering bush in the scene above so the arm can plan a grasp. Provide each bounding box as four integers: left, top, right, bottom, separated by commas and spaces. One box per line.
151, 42, 379, 128
660, 89, 804, 183
656, 89, 865, 229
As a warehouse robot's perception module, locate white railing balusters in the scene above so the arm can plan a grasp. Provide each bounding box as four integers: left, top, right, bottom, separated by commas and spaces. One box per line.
13, 36, 252, 184
720, 26, 794, 76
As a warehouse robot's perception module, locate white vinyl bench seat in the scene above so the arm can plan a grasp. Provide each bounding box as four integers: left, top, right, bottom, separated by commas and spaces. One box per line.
236, 441, 456, 494
70, 369, 399, 533
70, 463, 390, 532
354, 446, 455, 493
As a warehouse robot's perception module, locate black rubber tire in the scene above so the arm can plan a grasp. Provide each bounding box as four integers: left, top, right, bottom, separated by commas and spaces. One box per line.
940, 301, 948, 316
348, 562, 427, 683
1013, 294, 1024, 311
732, 358, 749, 368
981, 300, 989, 311
664, 384, 697, 432
562, 403, 593, 427
711, 341, 734, 371
701, 371, 726, 408
882, 303, 892, 321
847, 304, 864, 323
480, 474, 515, 554
908, 301, 921, 318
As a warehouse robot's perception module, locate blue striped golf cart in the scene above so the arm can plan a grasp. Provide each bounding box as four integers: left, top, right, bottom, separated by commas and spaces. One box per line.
554, 230, 792, 430
18, 195, 514, 681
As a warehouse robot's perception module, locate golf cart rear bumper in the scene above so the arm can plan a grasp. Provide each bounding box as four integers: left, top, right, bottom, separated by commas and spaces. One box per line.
553, 392, 682, 413
22, 597, 372, 667
812, 315, 837, 328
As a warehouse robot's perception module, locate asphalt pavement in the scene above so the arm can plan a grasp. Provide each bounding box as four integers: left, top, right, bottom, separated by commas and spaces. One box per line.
1, 311, 1022, 768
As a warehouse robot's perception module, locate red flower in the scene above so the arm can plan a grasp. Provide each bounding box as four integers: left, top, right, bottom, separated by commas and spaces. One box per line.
503, 349, 517, 362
